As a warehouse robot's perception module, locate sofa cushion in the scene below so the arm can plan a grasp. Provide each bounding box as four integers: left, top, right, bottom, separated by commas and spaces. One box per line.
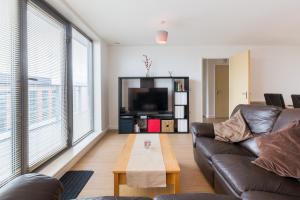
253, 120, 300, 178
212, 154, 300, 197
239, 135, 260, 156
242, 191, 300, 200
232, 105, 282, 134
0, 173, 63, 200
154, 193, 238, 200
195, 137, 253, 161
231, 105, 282, 156
272, 108, 300, 132
214, 110, 253, 143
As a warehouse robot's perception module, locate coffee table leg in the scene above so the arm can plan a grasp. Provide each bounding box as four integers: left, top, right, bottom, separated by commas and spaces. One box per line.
174, 173, 180, 194
114, 173, 119, 196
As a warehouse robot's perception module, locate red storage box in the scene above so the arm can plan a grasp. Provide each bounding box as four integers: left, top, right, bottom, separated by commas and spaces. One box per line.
147, 119, 161, 132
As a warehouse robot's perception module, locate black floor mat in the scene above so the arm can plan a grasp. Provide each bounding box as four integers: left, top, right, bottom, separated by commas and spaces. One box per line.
60, 170, 94, 200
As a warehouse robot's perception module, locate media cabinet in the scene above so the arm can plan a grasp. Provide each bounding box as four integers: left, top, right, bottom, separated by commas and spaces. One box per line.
118, 76, 189, 134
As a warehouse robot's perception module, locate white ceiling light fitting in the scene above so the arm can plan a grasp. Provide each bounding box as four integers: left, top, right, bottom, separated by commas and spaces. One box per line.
156, 20, 168, 44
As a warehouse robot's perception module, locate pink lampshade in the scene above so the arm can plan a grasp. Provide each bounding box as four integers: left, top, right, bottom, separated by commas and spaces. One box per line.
156, 30, 168, 44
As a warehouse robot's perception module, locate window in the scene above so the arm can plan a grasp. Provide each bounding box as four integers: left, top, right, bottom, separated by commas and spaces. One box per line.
51, 88, 59, 120
0, 0, 94, 186
72, 28, 93, 143
27, 1, 68, 169
29, 90, 37, 125
0, 0, 21, 186
42, 90, 49, 120
0, 93, 9, 133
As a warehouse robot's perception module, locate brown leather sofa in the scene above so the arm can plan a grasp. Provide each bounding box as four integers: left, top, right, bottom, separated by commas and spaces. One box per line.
191, 104, 300, 199
154, 191, 300, 200
154, 193, 239, 200
0, 173, 63, 200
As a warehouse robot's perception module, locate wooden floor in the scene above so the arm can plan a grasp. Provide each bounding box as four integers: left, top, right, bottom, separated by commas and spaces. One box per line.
72, 131, 214, 198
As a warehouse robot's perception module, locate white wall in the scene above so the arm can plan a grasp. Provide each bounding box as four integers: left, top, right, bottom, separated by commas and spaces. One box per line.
251, 46, 300, 104
108, 45, 300, 129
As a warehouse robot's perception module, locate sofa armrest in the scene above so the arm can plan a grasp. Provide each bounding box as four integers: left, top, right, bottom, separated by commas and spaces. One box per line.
191, 122, 215, 138
0, 173, 63, 200
191, 122, 215, 147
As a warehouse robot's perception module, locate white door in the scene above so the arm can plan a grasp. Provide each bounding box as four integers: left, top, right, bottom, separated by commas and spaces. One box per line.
229, 50, 251, 115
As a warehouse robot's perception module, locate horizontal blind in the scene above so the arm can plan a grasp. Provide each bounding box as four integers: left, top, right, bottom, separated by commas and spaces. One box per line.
0, 0, 21, 186
27, 1, 67, 169
72, 28, 93, 143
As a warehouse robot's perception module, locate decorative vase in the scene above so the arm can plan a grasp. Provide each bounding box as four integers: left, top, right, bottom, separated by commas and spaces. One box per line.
146, 69, 150, 77
144, 140, 151, 149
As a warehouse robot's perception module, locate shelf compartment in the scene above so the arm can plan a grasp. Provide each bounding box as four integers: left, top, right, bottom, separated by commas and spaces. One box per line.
177, 119, 188, 132
161, 120, 174, 133
147, 119, 161, 133
174, 92, 188, 105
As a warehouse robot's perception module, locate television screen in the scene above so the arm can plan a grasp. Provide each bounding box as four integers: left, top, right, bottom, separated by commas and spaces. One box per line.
128, 88, 168, 112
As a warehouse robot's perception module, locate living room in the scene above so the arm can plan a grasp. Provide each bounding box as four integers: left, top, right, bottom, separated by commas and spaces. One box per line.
0, 0, 300, 200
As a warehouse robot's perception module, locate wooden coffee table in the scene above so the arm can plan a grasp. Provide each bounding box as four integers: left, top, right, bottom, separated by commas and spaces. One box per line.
113, 134, 180, 196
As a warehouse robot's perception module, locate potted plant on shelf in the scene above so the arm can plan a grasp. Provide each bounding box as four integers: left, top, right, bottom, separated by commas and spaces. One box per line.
142, 54, 152, 77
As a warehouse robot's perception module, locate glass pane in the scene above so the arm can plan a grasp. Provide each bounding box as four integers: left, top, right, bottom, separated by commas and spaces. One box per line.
72, 28, 93, 142
0, 0, 20, 185
27, 1, 67, 168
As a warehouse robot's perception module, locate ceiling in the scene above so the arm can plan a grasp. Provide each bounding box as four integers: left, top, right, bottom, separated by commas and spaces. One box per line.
63, 0, 300, 46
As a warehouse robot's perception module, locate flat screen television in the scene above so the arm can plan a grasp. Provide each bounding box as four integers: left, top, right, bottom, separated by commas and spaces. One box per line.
128, 88, 168, 112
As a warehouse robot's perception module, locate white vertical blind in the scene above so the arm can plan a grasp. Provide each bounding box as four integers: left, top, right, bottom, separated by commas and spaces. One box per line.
0, 0, 21, 186
72, 28, 93, 143
27, 1, 68, 169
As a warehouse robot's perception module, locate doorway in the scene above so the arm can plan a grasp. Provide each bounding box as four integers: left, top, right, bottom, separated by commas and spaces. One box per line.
202, 59, 229, 122
202, 50, 251, 122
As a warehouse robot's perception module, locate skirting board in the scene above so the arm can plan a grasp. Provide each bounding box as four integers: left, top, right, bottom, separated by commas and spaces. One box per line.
204, 115, 216, 118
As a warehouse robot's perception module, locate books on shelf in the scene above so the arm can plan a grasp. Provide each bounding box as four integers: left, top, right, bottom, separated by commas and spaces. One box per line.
175, 106, 185, 118
177, 119, 188, 132
174, 80, 185, 91
175, 92, 187, 105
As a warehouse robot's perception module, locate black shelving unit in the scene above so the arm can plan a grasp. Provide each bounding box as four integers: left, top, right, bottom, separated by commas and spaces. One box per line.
118, 76, 189, 134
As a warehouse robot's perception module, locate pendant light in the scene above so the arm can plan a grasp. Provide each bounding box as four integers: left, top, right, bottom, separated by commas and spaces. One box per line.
156, 20, 168, 44
156, 30, 168, 44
